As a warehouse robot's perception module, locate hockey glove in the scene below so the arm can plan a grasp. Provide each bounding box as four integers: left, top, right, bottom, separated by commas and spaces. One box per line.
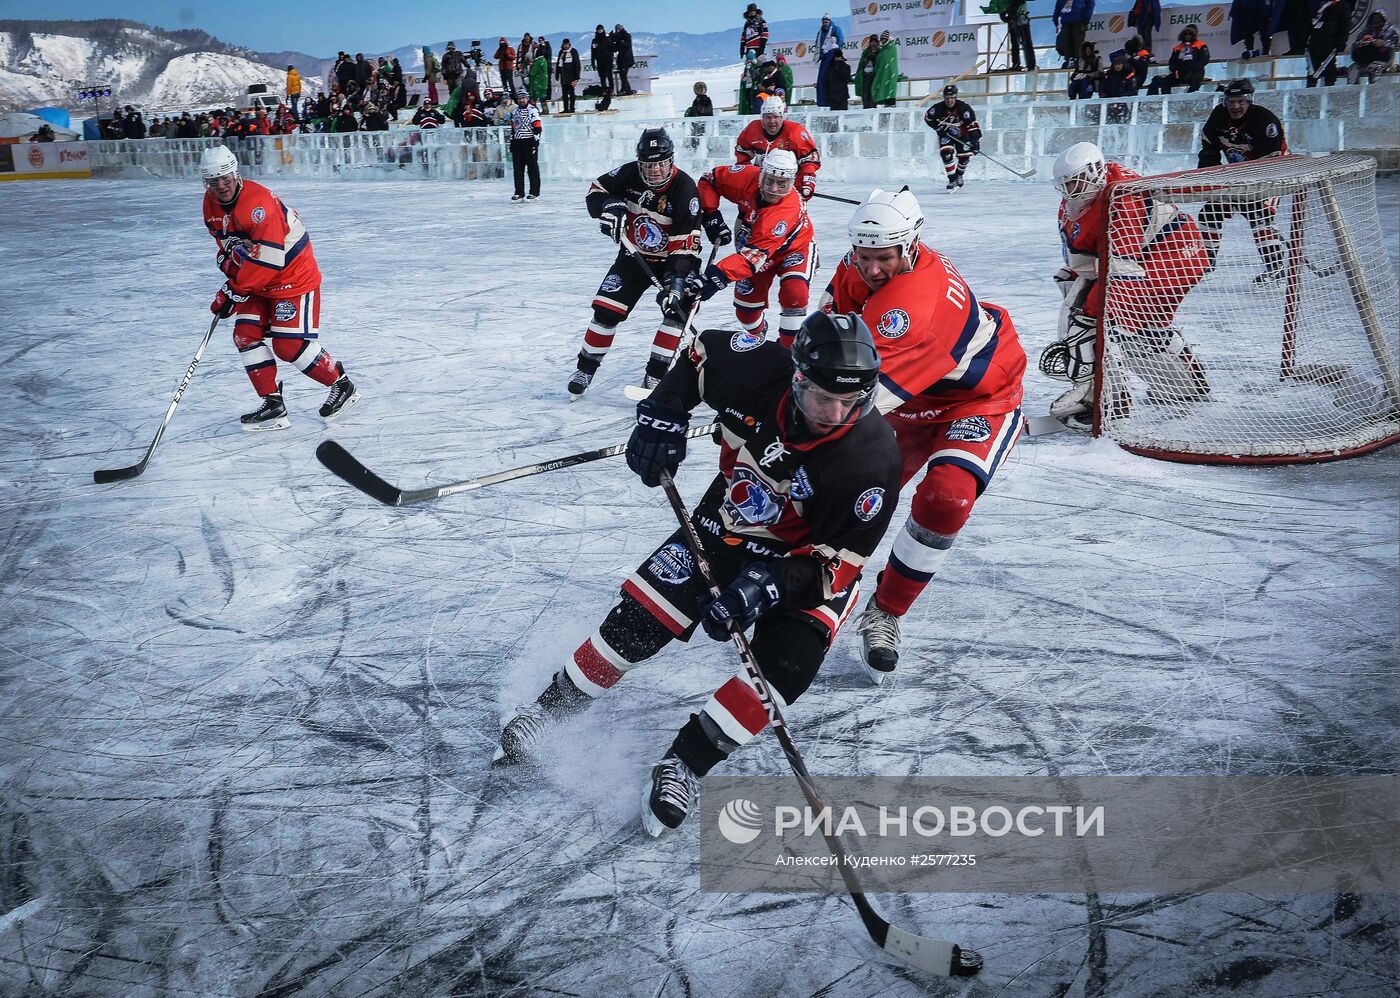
797, 176, 816, 200
686, 264, 732, 304
598, 199, 627, 243
626, 397, 690, 488
1052, 266, 1079, 297
701, 210, 732, 247
701, 562, 783, 641
210, 283, 249, 318
656, 275, 696, 325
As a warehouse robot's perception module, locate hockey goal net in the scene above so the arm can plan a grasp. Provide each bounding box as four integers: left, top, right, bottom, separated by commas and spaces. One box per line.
1093, 154, 1400, 464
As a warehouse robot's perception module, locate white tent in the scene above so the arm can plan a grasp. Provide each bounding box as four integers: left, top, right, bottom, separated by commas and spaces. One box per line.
0, 112, 82, 141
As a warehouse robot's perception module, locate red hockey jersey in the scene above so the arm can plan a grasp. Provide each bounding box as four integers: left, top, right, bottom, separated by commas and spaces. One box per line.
733, 119, 820, 190
698, 164, 813, 284
202, 179, 321, 298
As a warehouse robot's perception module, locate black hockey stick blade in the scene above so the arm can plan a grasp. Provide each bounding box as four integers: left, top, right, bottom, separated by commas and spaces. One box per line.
316, 440, 408, 506
93, 460, 149, 484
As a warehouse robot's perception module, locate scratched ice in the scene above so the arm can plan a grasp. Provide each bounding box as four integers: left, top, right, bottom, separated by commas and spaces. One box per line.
0, 175, 1395, 997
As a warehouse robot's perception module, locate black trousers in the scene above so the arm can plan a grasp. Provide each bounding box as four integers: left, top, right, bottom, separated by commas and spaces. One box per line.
618, 66, 632, 93
510, 137, 540, 196
561, 82, 577, 112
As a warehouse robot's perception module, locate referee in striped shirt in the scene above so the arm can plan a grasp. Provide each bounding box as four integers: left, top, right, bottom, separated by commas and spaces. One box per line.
509, 90, 543, 202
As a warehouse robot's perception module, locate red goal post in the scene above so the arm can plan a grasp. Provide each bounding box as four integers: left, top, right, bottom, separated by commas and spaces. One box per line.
1089, 154, 1400, 465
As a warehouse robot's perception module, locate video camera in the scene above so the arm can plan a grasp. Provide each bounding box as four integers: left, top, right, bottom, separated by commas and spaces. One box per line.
467, 40, 484, 65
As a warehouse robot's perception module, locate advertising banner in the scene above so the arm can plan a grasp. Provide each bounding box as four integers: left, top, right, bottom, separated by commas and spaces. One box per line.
0, 140, 92, 181
852, 0, 961, 35
772, 27, 977, 88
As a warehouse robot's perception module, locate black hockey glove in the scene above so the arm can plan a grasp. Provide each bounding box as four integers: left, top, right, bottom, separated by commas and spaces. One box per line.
626, 397, 690, 488
701, 210, 732, 247
701, 562, 783, 641
685, 264, 731, 304
599, 199, 627, 243
210, 282, 249, 318
656, 274, 696, 325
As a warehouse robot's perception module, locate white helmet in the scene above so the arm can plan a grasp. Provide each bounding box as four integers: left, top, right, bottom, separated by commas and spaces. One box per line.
848, 187, 924, 258
199, 144, 239, 182
1053, 142, 1107, 202
759, 147, 798, 200
761, 94, 786, 127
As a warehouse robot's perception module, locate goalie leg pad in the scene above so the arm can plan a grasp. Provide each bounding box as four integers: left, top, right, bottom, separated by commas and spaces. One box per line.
1114, 326, 1212, 403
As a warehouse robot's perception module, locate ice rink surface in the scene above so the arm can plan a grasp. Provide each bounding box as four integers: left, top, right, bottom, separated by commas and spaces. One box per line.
1, 172, 1396, 997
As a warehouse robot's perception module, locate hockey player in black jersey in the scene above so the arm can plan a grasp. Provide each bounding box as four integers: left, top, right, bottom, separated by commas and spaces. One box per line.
924, 85, 982, 191
497, 313, 903, 837
568, 128, 703, 398
1196, 78, 1290, 283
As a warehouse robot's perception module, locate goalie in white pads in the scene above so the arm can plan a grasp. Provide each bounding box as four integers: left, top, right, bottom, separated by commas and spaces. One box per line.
1043, 142, 1212, 429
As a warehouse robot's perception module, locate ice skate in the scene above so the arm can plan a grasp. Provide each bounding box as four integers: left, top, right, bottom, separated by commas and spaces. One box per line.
642, 755, 702, 837
493, 704, 552, 766
856, 594, 902, 684
567, 352, 602, 400
319, 364, 360, 421
240, 385, 290, 432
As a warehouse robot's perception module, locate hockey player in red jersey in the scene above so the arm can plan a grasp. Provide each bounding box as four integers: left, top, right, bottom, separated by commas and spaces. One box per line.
678, 150, 815, 348
733, 95, 821, 200
495, 312, 902, 836
1041, 142, 1211, 428
822, 189, 1027, 683
199, 145, 358, 430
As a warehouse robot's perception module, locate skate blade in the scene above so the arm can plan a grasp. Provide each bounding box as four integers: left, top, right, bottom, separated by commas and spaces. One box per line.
860, 658, 895, 686
641, 783, 669, 838
242, 416, 291, 432
322, 389, 362, 423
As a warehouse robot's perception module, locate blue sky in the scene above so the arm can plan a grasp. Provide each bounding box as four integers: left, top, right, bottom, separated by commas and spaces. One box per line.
3, 1, 827, 55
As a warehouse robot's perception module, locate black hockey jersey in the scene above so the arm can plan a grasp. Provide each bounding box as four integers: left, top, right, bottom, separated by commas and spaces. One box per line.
586, 162, 702, 275
1198, 104, 1287, 167
924, 99, 981, 142
652, 328, 902, 608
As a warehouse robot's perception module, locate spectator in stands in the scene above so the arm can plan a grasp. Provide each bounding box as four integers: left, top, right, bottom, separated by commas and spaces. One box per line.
1054, 0, 1096, 69
827, 47, 852, 109
443, 42, 464, 96
776, 52, 794, 100
1350, 10, 1399, 82
335, 53, 353, 96
496, 39, 517, 98
519, 34, 536, 68
148, 117, 166, 138
592, 25, 615, 96
857, 35, 880, 109
1124, 33, 1155, 81
354, 54, 373, 99
537, 37, 554, 104
1068, 42, 1102, 98
612, 25, 637, 95
1230, 0, 1273, 58
1146, 25, 1211, 93
1100, 48, 1141, 96
530, 48, 551, 111
873, 29, 900, 107
741, 4, 769, 58
123, 105, 147, 139
390, 57, 405, 87
1272, 0, 1311, 56
1128, 0, 1160, 53
33, 123, 56, 142
758, 56, 786, 108
362, 103, 389, 130
1000, 0, 1036, 71
739, 50, 763, 113
492, 93, 513, 124
412, 98, 446, 128
814, 14, 845, 106
286, 65, 302, 120
686, 81, 714, 116
556, 39, 581, 113
333, 103, 359, 133
1307, 0, 1353, 86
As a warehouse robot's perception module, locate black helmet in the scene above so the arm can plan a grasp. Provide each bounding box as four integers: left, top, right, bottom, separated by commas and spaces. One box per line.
637, 127, 675, 187
791, 312, 881, 430
1222, 77, 1255, 100
943, 84, 958, 97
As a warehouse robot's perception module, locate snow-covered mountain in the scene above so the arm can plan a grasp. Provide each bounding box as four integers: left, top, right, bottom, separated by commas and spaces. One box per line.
0, 20, 322, 114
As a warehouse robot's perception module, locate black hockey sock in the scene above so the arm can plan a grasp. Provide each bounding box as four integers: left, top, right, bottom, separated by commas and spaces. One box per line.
575, 350, 603, 374
539, 670, 593, 716
668, 713, 734, 777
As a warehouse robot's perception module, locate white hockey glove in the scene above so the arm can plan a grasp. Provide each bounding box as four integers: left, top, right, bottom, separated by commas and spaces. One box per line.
1038, 309, 1098, 384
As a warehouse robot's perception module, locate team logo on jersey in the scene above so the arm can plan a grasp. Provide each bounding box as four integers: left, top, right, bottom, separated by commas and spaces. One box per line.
946, 416, 992, 443
728, 164, 745, 173
274, 300, 299, 323
725, 467, 785, 525
600, 273, 624, 294
647, 542, 693, 585
780, 252, 805, 269
758, 440, 789, 468
853, 487, 885, 522
689, 197, 700, 215
631, 217, 667, 252
771, 221, 788, 238
790, 465, 814, 501
731, 328, 764, 352
735, 278, 754, 295
876, 308, 911, 339
251, 206, 266, 224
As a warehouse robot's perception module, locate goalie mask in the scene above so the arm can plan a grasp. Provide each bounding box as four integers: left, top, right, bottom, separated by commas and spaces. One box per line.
759, 148, 798, 201
1052, 142, 1107, 203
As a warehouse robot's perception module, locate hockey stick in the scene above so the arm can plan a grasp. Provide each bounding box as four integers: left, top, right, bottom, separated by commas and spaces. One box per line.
93, 316, 220, 484
316, 423, 719, 506
623, 243, 721, 401
656, 468, 982, 980
977, 149, 1036, 179
811, 191, 861, 205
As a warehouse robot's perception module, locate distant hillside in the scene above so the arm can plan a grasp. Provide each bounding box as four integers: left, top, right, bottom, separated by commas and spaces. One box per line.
0, 19, 324, 113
